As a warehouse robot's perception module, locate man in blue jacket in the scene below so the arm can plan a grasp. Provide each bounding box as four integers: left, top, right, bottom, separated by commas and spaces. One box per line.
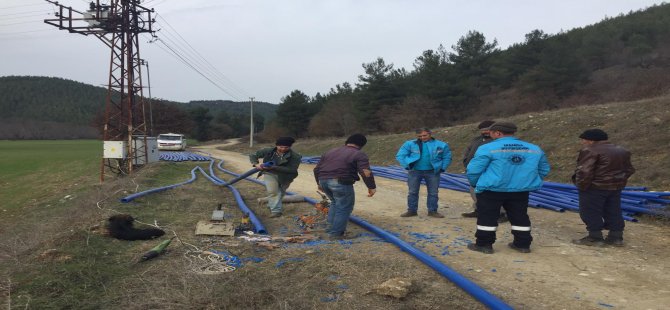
396, 127, 452, 218
466, 122, 550, 254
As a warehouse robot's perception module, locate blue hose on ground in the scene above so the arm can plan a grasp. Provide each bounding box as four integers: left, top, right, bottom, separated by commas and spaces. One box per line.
205, 161, 268, 234
215, 158, 513, 308
120, 167, 200, 203
351, 216, 513, 310
120, 156, 269, 234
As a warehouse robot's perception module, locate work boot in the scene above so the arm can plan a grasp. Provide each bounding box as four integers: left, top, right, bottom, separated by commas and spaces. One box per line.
467, 243, 494, 254
461, 210, 478, 218
604, 231, 624, 247
427, 211, 445, 218
572, 231, 604, 246
400, 211, 418, 217
508, 242, 531, 253
497, 212, 509, 223
269, 212, 282, 218
328, 232, 356, 241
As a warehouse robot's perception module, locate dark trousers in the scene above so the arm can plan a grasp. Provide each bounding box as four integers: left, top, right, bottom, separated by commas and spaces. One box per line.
578, 189, 625, 232
475, 191, 532, 248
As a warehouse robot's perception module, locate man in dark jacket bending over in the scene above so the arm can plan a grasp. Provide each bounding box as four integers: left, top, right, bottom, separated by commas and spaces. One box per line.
314, 134, 376, 240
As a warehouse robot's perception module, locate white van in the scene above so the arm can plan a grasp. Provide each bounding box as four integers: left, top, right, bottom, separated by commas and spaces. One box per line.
157, 133, 187, 151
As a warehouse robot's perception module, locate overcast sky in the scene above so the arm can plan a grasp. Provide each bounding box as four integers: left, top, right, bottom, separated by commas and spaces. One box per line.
0, 0, 664, 104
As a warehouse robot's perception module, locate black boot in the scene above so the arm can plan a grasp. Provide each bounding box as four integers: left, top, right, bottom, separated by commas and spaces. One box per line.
461, 210, 478, 218
605, 231, 624, 247
572, 231, 605, 246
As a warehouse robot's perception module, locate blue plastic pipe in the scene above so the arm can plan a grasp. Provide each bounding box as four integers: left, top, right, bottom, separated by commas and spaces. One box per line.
294, 196, 514, 308
205, 161, 268, 234
218, 161, 274, 186
120, 166, 200, 203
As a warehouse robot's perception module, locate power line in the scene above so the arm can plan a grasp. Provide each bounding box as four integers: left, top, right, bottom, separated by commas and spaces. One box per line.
0, 28, 52, 36
153, 37, 244, 101
156, 14, 249, 97
0, 3, 50, 10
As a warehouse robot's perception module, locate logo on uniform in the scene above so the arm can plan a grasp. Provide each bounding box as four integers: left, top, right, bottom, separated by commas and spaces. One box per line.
509, 155, 524, 165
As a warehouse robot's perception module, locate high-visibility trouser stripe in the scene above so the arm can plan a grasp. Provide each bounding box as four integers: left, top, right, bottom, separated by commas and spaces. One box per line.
511, 226, 531, 231
477, 225, 497, 231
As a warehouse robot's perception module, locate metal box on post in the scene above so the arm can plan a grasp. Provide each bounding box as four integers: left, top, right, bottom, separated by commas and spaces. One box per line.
103, 141, 126, 159
132, 137, 159, 165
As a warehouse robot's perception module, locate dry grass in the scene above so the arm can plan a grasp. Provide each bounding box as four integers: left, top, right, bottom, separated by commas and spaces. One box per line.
1, 162, 485, 309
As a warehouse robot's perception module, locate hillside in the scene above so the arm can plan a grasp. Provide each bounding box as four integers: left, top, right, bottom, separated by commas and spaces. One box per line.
0, 76, 277, 139
224, 95, 670, 191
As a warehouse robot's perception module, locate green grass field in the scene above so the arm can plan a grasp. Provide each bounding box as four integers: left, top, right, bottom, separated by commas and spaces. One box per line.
0, 140, 101, 211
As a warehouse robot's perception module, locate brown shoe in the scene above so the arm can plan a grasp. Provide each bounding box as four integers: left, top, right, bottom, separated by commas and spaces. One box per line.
400, 211, 418, 217
427, 211, 444, 218
269, 212, 282, 218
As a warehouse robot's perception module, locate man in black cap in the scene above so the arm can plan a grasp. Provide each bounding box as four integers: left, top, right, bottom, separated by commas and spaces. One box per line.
461, 120, 507, 223
572, 129, 635, 247
250, 137, 302, 218
314, 134, 376, 240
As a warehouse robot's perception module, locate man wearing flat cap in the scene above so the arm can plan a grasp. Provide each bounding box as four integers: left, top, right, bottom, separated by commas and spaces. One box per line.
466, 122, 550, 254
250, 137, 302, 218
572, 129, 635, 247
461, 120, 507, 223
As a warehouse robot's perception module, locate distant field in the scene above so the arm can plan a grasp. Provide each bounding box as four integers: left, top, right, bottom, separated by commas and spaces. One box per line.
0, 140, 100, 210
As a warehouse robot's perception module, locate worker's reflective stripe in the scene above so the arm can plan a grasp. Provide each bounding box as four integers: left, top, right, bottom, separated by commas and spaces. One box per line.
477, 225, 497, 231
511, 225, 531, 231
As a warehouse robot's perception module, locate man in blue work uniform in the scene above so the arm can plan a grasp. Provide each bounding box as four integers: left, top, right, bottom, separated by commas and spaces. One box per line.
466, 122, 550, 254
396, 127, 452, 218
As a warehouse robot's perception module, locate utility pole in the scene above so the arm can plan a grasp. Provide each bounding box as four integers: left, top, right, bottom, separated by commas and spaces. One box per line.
249, 97, 255, 148
44, 0, 155, 181
141, 59, 154, 137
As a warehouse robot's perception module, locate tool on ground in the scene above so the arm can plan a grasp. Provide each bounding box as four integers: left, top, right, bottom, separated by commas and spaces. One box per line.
212, 203, 225, 221
140, 237, 174, 262
196, 203, 235, 236
297, 191, 330, 230
238, 212, 253, 232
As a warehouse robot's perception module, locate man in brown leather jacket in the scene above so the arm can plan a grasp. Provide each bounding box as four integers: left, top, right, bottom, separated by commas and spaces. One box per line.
572, 129, 635, 247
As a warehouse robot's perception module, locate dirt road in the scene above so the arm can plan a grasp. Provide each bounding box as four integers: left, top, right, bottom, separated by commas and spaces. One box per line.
194, 144, 670, 310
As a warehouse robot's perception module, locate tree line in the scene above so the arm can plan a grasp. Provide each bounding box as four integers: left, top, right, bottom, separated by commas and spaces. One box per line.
3, 3, 669, 141
268, 3, 670, 138
0, 76, 276, 140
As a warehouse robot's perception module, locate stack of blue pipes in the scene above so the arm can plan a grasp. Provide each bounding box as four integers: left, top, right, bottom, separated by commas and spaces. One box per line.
301, 156, 670, 221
